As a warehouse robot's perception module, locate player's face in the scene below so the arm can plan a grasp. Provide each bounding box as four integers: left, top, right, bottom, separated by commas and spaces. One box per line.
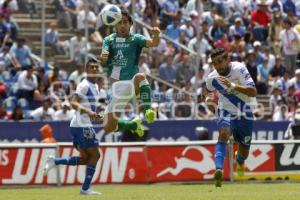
86, 63, 100, 79
116, 16, 131, 37
212, 54, 230, 76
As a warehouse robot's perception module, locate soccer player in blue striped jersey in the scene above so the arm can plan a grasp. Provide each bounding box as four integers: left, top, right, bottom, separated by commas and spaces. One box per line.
205, 48, 257, 187
43, 58, 103, 195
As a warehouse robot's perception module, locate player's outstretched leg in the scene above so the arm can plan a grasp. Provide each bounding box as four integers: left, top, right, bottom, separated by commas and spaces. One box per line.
103, 113, 144, 137
214, 127, 230, 187
235, 145, 249, 177
117, 117, 144, 137
134, 73, 156, 123
43, 155, 81, 176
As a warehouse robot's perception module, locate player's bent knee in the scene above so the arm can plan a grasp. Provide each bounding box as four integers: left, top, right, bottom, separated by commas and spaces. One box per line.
134, 73, 146, 82
218, 128, 230, 142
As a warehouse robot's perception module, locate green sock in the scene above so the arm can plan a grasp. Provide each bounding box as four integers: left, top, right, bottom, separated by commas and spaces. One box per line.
116, 120, 137, 132
140, 81, 151, 113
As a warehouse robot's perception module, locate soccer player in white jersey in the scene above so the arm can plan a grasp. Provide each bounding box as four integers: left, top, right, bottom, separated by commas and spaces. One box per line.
205, 48, 257, 187
43, 58, 103, 195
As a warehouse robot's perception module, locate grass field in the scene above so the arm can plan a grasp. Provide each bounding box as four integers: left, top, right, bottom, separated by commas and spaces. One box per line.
1, 183, 299, 200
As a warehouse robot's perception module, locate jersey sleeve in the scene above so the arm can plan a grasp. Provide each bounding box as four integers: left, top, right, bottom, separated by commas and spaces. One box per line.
74, 82, 88, 99
238, 64, 255, 87
205, 77, 215, 92
134, 34, 147, 48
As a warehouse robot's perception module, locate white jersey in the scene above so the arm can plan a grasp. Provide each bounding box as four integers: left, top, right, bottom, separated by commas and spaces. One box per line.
205, 62, 257, 116
70, 79, 100, 127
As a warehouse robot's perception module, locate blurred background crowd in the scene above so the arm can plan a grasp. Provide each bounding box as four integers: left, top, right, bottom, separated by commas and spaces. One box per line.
0, 0, 299, 124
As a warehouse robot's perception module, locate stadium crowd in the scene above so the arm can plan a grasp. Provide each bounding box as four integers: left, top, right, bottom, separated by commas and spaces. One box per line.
0, 0, 299, 123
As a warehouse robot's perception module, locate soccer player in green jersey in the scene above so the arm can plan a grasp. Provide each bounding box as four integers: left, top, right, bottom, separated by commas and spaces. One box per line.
100, 9, 160, 137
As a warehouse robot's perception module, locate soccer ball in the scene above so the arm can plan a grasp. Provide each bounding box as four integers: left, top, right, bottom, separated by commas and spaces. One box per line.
101, 4, 122, 26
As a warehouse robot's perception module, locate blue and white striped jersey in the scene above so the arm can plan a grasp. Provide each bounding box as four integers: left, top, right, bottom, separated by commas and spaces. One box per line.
205, 61, 257, 116
70, 79, 100, 127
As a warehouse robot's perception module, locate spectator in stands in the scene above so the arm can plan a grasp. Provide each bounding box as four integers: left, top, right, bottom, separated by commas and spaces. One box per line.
209, 16, 226, 42
68, 62, 86, 85
268, 9, 283, 55
253, 41, 264, 65
230, 33, 245, 56
17, 65, 38, 106
153, 82, 169, 103
180, 17, 195, 40
77, 5, 101, 44
0, 101, 9, 120
69, 30, 90, 64
36, 67, 48, 86
202, 6, 218, 27
174, 92, 193, 119
45, 21, 65, 55
229, 17, 246, 39
0, 13, 10, 49
10, 38, 34, 69
245, 48, 258, 85
160, 0, 179, 29
263, 46, 276, 70
54, 101, 74, 121
277, 70, 290, 96
283, 0, 296, 16
257, 55, 271, 94
30, 98, 55, 121
10, 104, 24, 121
272, 97, 288, 121
32, 81, 47, 109
270, 0, 283, 12
159, 54, 176, 83
269, 55, 286, 80
165, 16, 181, 40
250, 0, 271, 42
176, 54, 195, 84
214, 33, 231, 52
279, 18, 299, 76
0, 46, 14, 74
289, 69, 300, 90
190, 67, 205, 89
188, 32, 212, 62
64, 0, 81, 31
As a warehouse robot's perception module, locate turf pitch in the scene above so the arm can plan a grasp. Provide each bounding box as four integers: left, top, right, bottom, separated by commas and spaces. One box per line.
0, 183, 299, 200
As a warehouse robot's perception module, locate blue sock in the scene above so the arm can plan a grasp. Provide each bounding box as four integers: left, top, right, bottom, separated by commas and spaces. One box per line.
236, 152, 246, 164
215, 142, 226, 170
82, 165, 96, 191
54, 157, 79, 165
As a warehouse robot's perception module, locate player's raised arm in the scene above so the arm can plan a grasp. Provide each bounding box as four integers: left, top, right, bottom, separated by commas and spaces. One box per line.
146, 27, 161, 48
100, 36, 110, 64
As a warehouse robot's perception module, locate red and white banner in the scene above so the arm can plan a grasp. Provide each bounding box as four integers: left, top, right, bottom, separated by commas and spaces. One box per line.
0, 142, 299, 185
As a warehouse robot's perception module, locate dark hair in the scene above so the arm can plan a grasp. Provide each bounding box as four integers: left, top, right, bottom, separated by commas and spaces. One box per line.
283, 18, 293, 26
85, 58, 98, 69
210, 48, 227, 60
121, 8, 133, 24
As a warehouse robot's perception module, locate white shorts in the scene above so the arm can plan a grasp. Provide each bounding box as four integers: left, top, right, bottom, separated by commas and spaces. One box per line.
105, 80, 136, 114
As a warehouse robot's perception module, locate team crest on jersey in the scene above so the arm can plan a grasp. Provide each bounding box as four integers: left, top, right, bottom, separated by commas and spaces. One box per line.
83, 128, 94, 139
114, 50, 124, 60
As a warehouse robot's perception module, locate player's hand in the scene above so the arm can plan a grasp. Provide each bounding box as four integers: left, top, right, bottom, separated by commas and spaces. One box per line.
100, 51, 109, 63
218, 77, 232, 88
151, 27, 161, 36
89, 112, 103, 122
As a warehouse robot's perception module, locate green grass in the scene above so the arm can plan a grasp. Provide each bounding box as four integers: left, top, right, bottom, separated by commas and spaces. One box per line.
0, 183, 300, 200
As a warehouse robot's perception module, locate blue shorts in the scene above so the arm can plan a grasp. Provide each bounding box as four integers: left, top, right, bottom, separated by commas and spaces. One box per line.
217, 115, 253, 149
70, 127, 99, 149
